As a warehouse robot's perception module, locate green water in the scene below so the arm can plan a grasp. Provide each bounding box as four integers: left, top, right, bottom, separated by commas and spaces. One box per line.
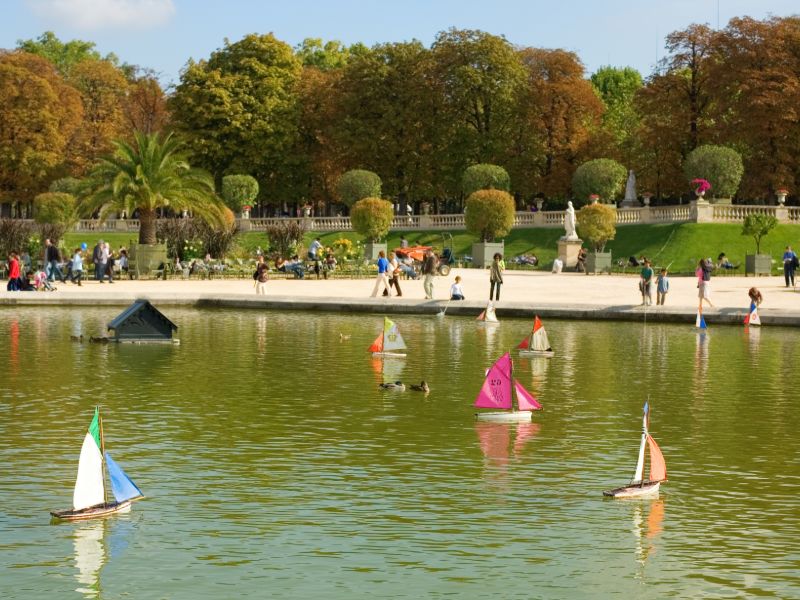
1, 308, 799, 599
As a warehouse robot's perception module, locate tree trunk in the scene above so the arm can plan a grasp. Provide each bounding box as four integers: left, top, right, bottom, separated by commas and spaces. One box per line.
138, 208, 157, 244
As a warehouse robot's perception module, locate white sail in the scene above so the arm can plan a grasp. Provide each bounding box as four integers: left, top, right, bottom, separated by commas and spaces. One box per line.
73, 433, 105, 510
531, 326, 550, 352
631, 432, 647, 484
383, 321, 406, 351
484, 303, 499, 323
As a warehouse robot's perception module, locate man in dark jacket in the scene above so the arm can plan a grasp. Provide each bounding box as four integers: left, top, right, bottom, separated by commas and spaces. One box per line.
92, 240, 104, 281
421, 249, 437, 299
44, 239, 65, 283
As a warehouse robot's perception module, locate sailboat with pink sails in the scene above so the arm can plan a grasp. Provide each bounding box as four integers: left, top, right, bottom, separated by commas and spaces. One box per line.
604, 402, 667, 498
474, 352, 542, 422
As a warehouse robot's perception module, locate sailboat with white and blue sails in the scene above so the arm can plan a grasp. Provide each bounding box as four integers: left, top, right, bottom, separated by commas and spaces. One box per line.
51, 407, 144, 521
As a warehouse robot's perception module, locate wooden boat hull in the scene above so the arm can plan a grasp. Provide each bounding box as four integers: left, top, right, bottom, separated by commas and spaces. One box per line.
603, 481, 661, 498
372, 352, 406, 357
519, 350, 554, 358
51, 500, 132, 521
475, 410, 532, 422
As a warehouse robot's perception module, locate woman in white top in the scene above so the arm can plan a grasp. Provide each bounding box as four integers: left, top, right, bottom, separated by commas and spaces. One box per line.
450, 276, 465, 300
386, 252, 402, 297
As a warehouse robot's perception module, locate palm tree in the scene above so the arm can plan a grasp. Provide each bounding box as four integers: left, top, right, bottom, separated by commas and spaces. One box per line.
79, 131, 225, 244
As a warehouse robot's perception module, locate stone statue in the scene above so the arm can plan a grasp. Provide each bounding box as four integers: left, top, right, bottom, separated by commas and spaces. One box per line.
623, 170, 637, 206
563, 201, 579, 241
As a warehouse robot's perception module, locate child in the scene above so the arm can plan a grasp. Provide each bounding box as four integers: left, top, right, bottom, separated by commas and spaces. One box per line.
748, 287, 763, 307
450, 275, 465, 300
656, 268, 669, 305
640, 259, 654, 305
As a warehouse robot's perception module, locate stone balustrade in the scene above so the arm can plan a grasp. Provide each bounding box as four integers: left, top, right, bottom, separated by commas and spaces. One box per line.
19, 201, 800, 234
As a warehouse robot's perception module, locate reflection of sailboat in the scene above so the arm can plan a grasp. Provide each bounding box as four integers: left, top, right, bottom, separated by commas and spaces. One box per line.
632, 499, 665, 566
370, 355, 405, 384
368, 317, 407, 357
517, 316, 554, 357
52, 407, 144, 520
475, 421, 540, 466
73, 520, 105, 598
474, 352, 542, 422
604, 402, 667, 498
476, 302, 499, 323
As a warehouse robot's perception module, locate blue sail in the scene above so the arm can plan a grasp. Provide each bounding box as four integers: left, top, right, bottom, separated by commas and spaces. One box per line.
104, 452, 143, 503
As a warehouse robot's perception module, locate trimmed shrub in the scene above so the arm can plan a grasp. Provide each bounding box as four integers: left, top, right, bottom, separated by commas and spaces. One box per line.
741, 213, 778, 254
350, 198, 394, 242
684, 145, 744, 199
221, 175, 259, 213
265, 219, 308, 258
465, 189, 515, 242
34, 192, 77, 226
197, 207, 238, 258
572, 159, 627, 204
157, 218, 199, 260
462, 164, 511, 197
577, 203, 617, 252
336, 170, 382, 207
0, 219, 36, 259
49, 177, 82, 195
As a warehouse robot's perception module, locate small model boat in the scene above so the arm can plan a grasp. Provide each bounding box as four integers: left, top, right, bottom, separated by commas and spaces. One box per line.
604, 402, 667, 498
368, 317, 407, 357
474, 352, 542, 422
744, 301, 761, 326
51, 407, 144, 521
695, 312, 707, 329
476, 302, 499, 324
517, 316, 554, 357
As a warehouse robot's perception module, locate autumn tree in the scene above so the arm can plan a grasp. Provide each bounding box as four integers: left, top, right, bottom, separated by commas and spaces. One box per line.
591, 66, 643, 167
124, 70, 169, 135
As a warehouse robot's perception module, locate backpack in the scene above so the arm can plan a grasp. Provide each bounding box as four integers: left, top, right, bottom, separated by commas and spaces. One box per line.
253, 269, 259, 280
792, 255, 799, 269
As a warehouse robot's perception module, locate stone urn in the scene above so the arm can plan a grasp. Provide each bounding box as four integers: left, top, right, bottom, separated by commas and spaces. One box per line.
777, 191, 788, 205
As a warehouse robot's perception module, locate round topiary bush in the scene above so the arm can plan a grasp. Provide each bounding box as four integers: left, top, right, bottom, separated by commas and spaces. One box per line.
462, 164, 511, 197
577, 203, 617, 252
337, 170, 382, 207
571, 159, 627, 204
48, 177, 81, 195
221, 174, 259, 212
34, 192, 77, 226
350, 197, 394, 242
683, 145, 744, 199
465, 189, 515, 242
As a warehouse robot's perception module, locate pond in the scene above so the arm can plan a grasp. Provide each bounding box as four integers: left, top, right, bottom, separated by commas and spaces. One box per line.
1, 308, 798, 598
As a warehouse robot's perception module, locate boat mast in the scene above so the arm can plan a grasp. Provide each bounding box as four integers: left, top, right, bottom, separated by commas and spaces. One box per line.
632, 407, 648, 485
510, 355, 517, 412
98, 407, 109, 505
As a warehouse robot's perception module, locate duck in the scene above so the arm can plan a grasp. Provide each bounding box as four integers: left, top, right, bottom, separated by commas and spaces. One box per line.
89, 336, 109, 344
339, 333, 351, 341
409, 381, 430, 393
69, 335, 84, 342
379, 381, 405, 391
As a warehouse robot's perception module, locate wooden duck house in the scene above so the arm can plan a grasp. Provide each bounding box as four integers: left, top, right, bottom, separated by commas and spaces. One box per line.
107, 300, 178, 344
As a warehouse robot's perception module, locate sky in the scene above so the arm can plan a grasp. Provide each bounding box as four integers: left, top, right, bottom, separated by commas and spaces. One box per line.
2, 0, 798, 85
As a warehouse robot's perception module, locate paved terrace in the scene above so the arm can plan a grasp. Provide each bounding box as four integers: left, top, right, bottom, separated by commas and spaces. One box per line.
2, 270, 799, 326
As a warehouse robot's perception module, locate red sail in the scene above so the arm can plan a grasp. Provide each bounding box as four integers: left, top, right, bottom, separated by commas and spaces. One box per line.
647, 434, 667, 482
367, 332, 383, 353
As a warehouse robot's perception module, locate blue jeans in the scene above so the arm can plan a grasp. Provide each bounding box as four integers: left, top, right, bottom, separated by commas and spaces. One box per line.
48, 260, 65, 281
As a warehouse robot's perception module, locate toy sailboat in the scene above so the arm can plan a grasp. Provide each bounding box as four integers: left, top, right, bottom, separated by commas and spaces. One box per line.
517, 316, 554, 357
744, 301, 761, 326
695, 312, 707, 329
474, 352, 542, 422
476, 302, 499, 323
368, 316, 407, 357
604, 402, 667, 498
51, 407, 144, 521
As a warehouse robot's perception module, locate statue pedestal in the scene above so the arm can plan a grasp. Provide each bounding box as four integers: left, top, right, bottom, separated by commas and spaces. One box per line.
620, 198, 638, 208
558, 238, 583, 269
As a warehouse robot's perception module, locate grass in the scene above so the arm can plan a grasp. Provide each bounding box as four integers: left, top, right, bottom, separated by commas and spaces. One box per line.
68, 223, 800, 276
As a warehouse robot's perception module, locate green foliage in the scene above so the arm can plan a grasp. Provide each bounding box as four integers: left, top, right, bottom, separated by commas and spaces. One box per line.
577, 203, 617, 252
462, 164, 511, 197
465, 189, 515, 242
265, 220, 308, 258
33, 192, 76, 226
16, 31, 116, 76
221, 175, 259, 212
684, 145, 744, 199
572, 159, 627, 203
336, 170, 382, 206
349, 198, 394, 242
0, 219, 36, 258
79, 131, 225, 245
156, 218, 197, 259
49, 177, 81, 194
741, 213, 778, 254
295, 38, 353, 70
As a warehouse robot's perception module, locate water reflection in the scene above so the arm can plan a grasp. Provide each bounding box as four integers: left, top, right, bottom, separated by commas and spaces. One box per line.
475, 421, 539, 488
632, 499, 665, 569
73, 520, 106, 598
475, 321, 500, 355
371, 357, 405, 385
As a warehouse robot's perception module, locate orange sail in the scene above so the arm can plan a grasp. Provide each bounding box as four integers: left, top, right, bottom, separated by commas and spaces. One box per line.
367, 332, 383, 353
647, 434, 667, 482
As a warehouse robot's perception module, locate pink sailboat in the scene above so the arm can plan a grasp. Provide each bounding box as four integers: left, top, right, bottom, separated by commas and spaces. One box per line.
474, 352, 542, 422
604, 402, 667, 498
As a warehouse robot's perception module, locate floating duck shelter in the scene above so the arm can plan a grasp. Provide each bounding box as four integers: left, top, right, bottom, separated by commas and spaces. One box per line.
107, 299, 179, 344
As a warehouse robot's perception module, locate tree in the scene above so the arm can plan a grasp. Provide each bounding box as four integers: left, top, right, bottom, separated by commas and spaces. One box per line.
169, 34, 302, 202
462, 164, 510, 197
571, 159, 627, 203
33, 191, 76, 243
16, 31, 113, 76
349, 198, 394, 242
577, 203, 617, 252
221, 175, 259, 212
336, 170, 382, 206
49, 177, 81, 194
742, 214, 778, 254
79, 132, 225, 244
683, 145, 744, 199
591, 66, 643, 166
124, 71, 169, 135
465, 189, 515, 242
294, 38, 354, 71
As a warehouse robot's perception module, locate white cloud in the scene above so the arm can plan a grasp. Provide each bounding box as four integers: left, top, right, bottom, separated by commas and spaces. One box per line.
26, 0, 176, 31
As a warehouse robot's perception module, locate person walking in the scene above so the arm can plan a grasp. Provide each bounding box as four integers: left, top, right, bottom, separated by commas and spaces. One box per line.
489, 252, 504, 301
6, 252, 21, 291
421, 249, 436, 299
254, 255, 269, 295
44, 239, 66, 283
102, 242, 114, 283
782, 245, 797, 288
697, 258, 714, 312
385, 252, 402, 297
70, 248, 84, 286
656, 268, 669, 305
92, 240, 104, 282
370, 250, 392, 297
639, 259, 654, 305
